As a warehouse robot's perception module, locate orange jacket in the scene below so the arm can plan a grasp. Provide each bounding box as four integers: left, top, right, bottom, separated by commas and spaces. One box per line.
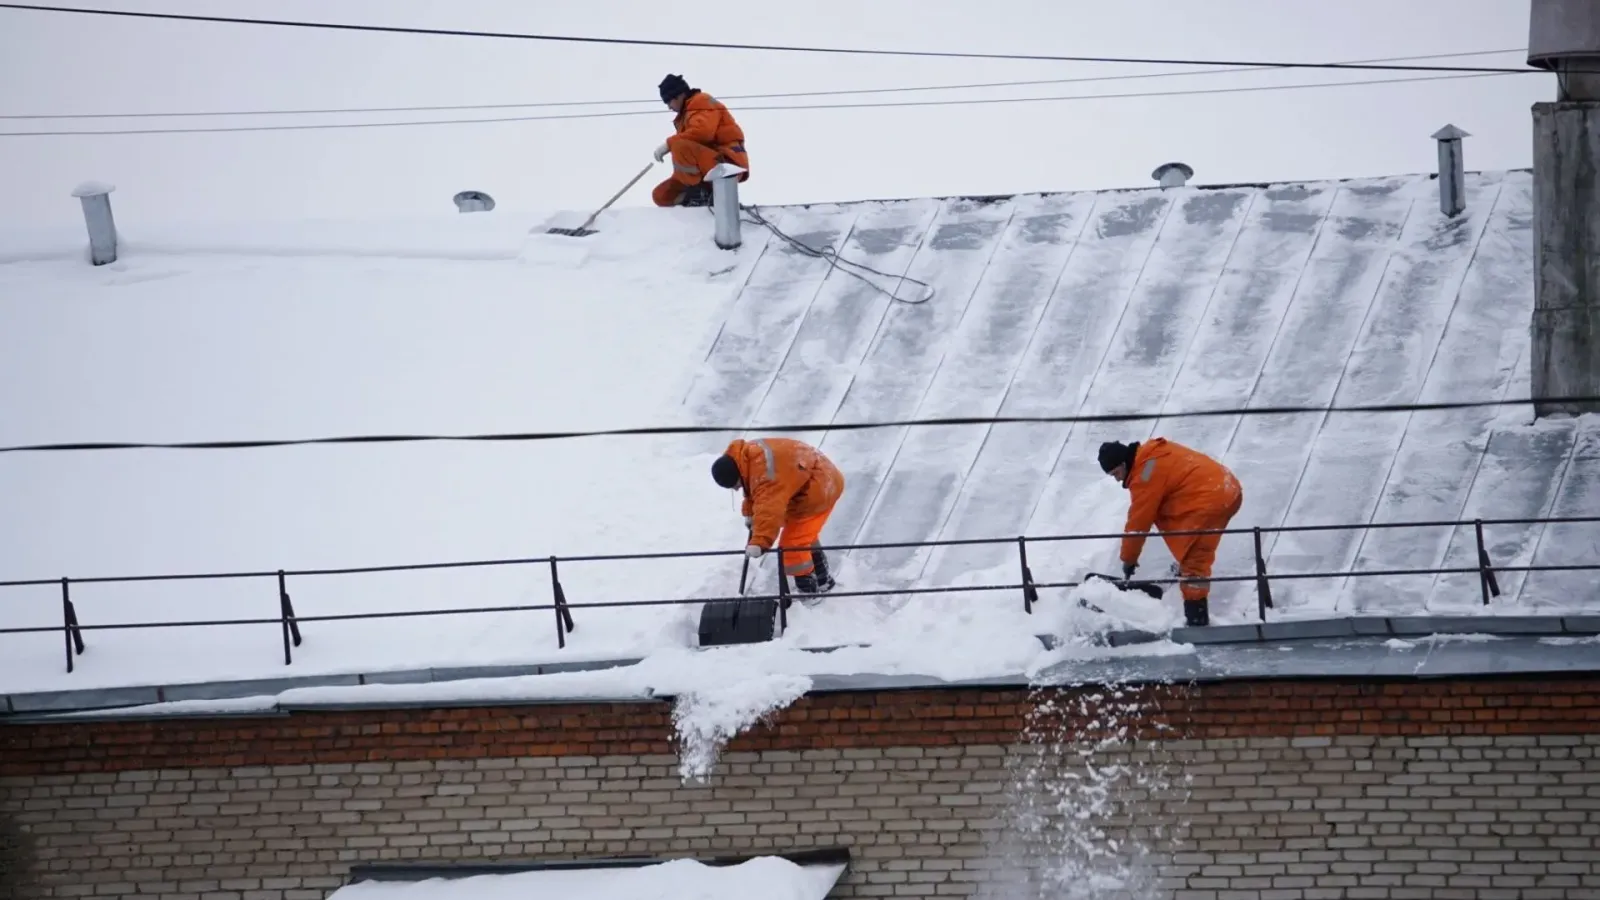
670, 91, 746, 155
1119, 438, 1241, 564
724, 437, 843, 549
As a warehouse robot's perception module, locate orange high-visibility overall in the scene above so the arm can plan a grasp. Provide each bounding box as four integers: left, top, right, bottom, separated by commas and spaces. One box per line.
652, 91, 750, 207
1119, 438, 1244, 603
723, 437, 844, 578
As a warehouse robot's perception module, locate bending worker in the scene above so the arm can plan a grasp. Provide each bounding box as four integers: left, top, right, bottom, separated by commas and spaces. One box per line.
652, 73, 750, 208
711, 437, 843, 595
1098, 437, 1244, 628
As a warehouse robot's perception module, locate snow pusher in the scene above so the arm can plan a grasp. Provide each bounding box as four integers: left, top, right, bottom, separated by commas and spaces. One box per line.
544, 163, 654, 237
1078, 571, 1165, 614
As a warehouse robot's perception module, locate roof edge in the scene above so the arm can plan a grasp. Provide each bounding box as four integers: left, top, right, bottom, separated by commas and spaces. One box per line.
3, 614, 1597, 723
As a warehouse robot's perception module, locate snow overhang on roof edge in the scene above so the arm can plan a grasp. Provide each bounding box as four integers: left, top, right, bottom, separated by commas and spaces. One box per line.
3, 615, 1599, 724
345, 846, 852, 884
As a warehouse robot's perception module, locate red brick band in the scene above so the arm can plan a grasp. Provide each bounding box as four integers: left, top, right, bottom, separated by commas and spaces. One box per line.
3, 679, 1597, 776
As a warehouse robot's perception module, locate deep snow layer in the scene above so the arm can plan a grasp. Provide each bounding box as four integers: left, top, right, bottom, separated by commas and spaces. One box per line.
2, 170, 1595, 700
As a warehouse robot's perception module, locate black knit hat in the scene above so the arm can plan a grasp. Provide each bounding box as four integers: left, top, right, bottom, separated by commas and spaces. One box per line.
711, 454, 741, 489
1098, 441, 1133, 474
659, 73, 691, 104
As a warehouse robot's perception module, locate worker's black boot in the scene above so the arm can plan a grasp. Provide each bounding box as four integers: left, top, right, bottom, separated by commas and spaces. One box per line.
1183, 598, 1210, 627
811, 549, 835, 593
680, 182, 714, 208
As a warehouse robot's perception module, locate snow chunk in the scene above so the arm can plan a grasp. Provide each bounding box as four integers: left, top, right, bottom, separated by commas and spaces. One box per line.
672, 674, 812, 783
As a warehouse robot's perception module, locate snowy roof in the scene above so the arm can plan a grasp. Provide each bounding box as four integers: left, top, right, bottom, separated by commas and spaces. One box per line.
2, 167, 1598, 721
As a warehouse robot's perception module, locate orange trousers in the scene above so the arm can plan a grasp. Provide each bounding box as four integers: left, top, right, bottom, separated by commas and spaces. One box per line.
651, 136, 750, 207
1160, 485, 1244, 602
773, 502, 839, 579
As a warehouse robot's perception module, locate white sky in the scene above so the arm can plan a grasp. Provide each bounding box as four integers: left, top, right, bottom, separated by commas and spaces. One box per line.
0, 0, 1552, 230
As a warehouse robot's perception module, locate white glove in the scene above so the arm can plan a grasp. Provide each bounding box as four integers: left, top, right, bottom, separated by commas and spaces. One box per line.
744, 544, 765, 559
743, 515, 753, 529
653, 142, 670, 163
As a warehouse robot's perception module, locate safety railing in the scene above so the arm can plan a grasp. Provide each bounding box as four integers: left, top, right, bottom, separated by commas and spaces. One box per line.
3, 514, 1600, 676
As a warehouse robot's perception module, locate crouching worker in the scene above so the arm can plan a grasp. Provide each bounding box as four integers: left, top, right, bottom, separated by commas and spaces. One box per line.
652, 73, 749, 208
711, 437, 843, 595
1098, 438, 1243, 628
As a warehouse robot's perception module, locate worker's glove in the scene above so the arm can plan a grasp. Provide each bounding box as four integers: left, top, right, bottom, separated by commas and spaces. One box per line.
1122, 561, 1138, 580
743, 515, 753, 529
745, 544, 765, 559
653, 142, 670, 163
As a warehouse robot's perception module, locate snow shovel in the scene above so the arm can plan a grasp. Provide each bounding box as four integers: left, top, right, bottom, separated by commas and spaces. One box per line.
1084, 571, 1165, 600
545, 163, 655, 237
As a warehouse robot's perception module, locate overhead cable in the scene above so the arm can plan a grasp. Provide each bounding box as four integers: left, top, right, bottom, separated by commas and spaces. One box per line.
0, 4, 1554, 73
0, 47, 1525, 120
0, 395, 1588, 454
0, 71, 1518, 138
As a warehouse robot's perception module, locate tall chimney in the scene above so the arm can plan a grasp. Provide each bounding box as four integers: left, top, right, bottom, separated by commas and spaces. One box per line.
1530, 0, 1600, 417
1432, 124, 1469, 218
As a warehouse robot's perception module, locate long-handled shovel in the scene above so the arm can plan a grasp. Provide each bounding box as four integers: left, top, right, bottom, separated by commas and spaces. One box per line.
546, 162, 655, 237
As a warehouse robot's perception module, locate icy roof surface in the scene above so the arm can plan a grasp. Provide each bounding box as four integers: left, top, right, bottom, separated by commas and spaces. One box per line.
1, 169, 1596, 706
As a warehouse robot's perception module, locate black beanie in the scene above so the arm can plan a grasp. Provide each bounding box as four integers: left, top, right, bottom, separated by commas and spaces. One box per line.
711, 454, 741, 489
1098, 441, 1132, 474
659, 73, 691, 104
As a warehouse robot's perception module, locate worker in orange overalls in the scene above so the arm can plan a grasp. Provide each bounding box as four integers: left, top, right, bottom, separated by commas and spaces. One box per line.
1099, 438, 1244, 628
652, 73, 750, 209
712, 437, 843, 595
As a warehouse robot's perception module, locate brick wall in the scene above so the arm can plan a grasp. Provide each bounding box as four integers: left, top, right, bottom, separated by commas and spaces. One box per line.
2, 679, 1598, 899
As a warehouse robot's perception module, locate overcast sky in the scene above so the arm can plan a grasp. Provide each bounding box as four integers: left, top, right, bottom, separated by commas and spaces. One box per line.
0, 0, 1552, 230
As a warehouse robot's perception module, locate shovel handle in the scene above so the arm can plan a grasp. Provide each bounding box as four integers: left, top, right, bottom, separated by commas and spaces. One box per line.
576, 163, 656, 232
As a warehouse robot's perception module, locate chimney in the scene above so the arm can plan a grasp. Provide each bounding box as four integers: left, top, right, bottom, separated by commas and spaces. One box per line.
1529, 0, 1600, 418
71, 181, 118, 266
1151, 162, 1193, 188
707, 162, 746, 250
1432, 124, 1469, 218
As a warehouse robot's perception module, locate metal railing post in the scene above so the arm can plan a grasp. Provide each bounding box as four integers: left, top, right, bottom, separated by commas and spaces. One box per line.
549, 556, 575, 648
1017, 536, 1038, 614
1473, 519, 1502, 605
1253, 527, 1274, 620
277, 570, 302, 666
776, 547, 791, 632
61, 577, 85, 673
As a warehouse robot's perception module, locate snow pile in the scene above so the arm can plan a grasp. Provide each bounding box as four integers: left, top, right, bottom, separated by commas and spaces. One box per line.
327, 856, 845, 900
672, 673, 813, 783
980, 682, 1188, 900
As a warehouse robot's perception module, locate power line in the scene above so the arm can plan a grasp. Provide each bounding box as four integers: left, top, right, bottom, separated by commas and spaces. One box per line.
0, 3, 1550, 74
0, 70, 1518, 138
0, 48, 1525, 121
0, 395, 1585, 454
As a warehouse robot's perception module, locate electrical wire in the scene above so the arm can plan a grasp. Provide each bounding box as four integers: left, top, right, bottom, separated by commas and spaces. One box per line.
741, 205, 936, 305
0, 48, 1525, 120
0, 396, 1590, 454
0, 70, 1520, 138
0, 3, 1555, 74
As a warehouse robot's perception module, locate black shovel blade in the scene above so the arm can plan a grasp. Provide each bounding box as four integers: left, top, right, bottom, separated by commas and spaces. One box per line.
545, 226, 597, 237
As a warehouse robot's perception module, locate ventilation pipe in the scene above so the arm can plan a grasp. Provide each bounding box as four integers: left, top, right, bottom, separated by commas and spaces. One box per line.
1529, 0, 1600, 100
71, 181, 118, 266
453, 190, 495, 213
708, 162, 746, 250
1432, 124, 1470, 218
1151, 162, 1193, 188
